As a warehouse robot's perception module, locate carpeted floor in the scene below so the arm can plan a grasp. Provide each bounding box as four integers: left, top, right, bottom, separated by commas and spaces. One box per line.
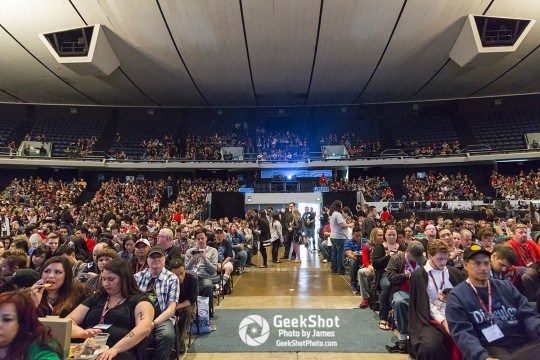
189, 308, 397, 353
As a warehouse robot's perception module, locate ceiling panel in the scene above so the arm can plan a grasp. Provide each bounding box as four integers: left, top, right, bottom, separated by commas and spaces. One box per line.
72, 0, 207, 106
360, 0, 487, 103
161, 0, 255, 106
243, 0, 320, 106
0, 0, 153, 106
0, 27, 94, 104
306, 0, 403, 105
410, 0, 540, 101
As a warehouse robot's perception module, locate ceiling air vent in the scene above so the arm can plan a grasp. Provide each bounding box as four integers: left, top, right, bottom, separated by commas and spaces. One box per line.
40, 24, 119, 76
449, 14, 535, 67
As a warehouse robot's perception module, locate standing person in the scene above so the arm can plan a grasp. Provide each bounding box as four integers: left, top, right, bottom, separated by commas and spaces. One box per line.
446, 245, 540, 360
290, 209, 305, 263
329, 200, 355, 275
270, 213, 284, 263
0, 291, 62, 359
362, 206, 377, 238
302, 206, 316, 252
281, 203, 295, 260
257, 211, 271, 268
0, 207, 10, 237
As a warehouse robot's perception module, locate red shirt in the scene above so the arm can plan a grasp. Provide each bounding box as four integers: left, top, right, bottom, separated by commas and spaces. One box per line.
507, 239, 540, 266
85, 238, 96, 253
380, 211, 391, 222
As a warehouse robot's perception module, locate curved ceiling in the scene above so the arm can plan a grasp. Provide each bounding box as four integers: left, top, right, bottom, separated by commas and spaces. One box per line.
0, 0, 539, 107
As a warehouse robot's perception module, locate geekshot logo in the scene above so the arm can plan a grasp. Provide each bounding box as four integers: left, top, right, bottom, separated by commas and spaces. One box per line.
238, 315, 270, 346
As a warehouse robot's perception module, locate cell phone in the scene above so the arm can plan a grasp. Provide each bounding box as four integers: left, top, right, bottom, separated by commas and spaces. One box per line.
441, 288, 452, 295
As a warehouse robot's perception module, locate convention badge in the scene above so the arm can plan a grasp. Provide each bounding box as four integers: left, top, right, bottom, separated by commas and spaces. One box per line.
93, 324, 113, 330
482, 324, 504, 343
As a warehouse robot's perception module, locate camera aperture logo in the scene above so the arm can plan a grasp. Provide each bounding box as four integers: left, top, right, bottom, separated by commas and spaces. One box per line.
238, 315, 270, 346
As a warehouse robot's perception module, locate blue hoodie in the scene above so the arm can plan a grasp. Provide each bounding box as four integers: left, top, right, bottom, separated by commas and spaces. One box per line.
446, 279, 540, 360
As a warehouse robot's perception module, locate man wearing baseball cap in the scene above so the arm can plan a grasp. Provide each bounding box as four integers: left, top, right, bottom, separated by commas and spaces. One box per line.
385, 240, 427, 353
135, 245, 179, 359
446, 244, 540, 360
132, 238, 150, 274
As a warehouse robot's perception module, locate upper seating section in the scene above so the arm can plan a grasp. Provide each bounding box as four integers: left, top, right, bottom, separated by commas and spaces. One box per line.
28, 118, 106, 156
465, 110, 540, 151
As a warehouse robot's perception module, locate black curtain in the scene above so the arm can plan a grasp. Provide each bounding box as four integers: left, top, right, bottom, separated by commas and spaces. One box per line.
322, 191, 357, 211
211, 192, 246, 219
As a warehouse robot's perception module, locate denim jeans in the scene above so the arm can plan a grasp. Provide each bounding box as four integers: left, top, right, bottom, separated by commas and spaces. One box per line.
379, 273, 391, 320
331, 238, 346, 274
234, 249, 247, 267
391, 290, 410, 336
319, 239, 331, 261
148, 319, 175, 359
348, 258, 361, 286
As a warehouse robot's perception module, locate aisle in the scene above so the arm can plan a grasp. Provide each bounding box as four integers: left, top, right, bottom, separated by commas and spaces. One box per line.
183, 246, 408, 359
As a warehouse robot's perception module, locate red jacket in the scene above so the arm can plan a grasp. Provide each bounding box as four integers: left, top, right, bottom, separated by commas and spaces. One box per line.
507, 238, 540, 267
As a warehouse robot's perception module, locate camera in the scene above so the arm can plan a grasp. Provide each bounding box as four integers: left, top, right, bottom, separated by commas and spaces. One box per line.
192, 250, 203, 255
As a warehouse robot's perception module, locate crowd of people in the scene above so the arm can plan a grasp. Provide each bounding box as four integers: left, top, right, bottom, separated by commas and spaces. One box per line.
327, 176, 394, 201
318, 201, 540, 357
255, 129, 308, 161
65, 136, 97, 157
185, 133, 246, 161
320, 133, 383, 158
402, 172, 483, 201
491, 169, 540, 200
394, 139, 462, 157
141, 135, 180, 160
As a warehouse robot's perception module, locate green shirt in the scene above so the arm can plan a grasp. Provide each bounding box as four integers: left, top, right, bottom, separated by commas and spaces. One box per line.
27, 340, 60, 360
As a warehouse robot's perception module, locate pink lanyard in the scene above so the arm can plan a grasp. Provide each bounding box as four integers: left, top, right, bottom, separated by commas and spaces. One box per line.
99, 297, 125, 324
428, 269, 445, 293
466, 279, 492, 324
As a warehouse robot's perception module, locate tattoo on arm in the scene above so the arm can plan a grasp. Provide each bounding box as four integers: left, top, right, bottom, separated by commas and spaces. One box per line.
125, 331, 135, 338
137, 311, 145, 320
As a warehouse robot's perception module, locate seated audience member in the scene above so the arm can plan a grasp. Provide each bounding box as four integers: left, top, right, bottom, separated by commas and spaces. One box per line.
227, 223, 248, 271
67, 258, 154, 360
87, 248, 118, 291
0, 291, 62, 359
45, 232, 61, 256
522, 260, 540, 302
175, 225, 195, 259
29, 245, 51, 272
11, 238, 29, 254
446, 245, 540, 360
476, 228, 495, 252
79, 242, 108, 283
170, 259, 198, 354
490, 243, 520, 286
385, 241, 426, 353
372, 226, 406, 329
118, 234, 136, 262
1, 249, 28, 277
211, 228, 234, 286
75, 227, 94, 253
185, 229, 218, 315
68, 236, 92, 263
359, 228, 384, 308
507, 223, 540, 267
408, 240, 466, 360
0, 268, 39, 293
55, 245, 86, 280
132, 238, 150, 274
30, 256, 90, 317
134, 246, 179, 359
344, 226, 364, 294
156, 228, 182, 266
28, 233, 43, 255
319, 220, 331, 263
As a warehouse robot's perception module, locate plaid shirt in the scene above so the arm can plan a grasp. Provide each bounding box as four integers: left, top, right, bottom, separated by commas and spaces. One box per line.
134, 267, 179, 319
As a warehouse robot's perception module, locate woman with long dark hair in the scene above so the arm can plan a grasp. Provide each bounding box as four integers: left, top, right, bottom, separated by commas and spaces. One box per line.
29, 245, 52, 272
67, 258, 154, 360
0, 291, 62, 359
257, 210, 271, 268
270, 213, 284, 263
31, 256, 90, 317
329, 200, 355, 274
68, 236, 92, 262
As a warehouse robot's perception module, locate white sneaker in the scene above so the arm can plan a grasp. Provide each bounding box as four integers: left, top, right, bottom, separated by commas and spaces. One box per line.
322, 259, 328, 263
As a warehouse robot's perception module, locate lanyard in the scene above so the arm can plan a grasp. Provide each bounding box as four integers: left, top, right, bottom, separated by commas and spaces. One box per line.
404, 256, 418, 273
466, 279, 492, 324
428, 268, 445, 293
99, 296, 125, 324
515, 242, 534, 265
